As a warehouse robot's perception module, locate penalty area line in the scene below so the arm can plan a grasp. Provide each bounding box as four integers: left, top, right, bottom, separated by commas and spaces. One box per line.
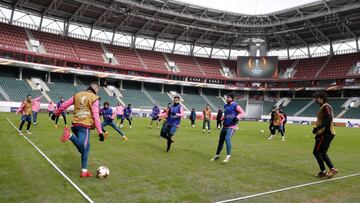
6, 118, 95, 203
215, 172, 360, 203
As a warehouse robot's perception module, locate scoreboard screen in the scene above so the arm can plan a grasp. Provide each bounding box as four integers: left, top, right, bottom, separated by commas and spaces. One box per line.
237, 56, 278, 78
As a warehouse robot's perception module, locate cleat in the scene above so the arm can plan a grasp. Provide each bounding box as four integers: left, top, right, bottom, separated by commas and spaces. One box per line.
268, 135, 274, 140
80, 171, 93, 178
104, 131, 109, 138
122, 136, 128, 141
26, 130, 32, 135
202, 129, 205, 133
223, 155, 231, 163
327, 168, 338, 179
33, 123, 37, 125
157, 126, 160, 129
315, 171, 328, 178
208, 130, 211, 133
18, 130, 23, 135
120, 124, 123, 128
55, 124, 58, 129
61, 127, 71, 143
129, 125, 132, 129
282, 137, 285, 141
210, 155, 220, 161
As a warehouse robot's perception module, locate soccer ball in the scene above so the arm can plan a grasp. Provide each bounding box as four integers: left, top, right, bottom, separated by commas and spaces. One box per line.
96, 166, 110, 178
260, 130, 264, 134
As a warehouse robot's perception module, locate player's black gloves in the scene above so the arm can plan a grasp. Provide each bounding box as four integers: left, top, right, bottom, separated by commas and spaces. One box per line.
233, 117, 239, 124
171, 112, 177, 116
51, 114, 58, 121
99, 133, 105, 142
312, 127, 319, 134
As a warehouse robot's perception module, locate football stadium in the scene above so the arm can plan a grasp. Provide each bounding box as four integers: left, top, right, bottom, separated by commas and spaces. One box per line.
0, 0, 360, 202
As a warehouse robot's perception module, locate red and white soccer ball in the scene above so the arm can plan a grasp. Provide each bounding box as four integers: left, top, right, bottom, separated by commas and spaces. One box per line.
96, 166, 110, 178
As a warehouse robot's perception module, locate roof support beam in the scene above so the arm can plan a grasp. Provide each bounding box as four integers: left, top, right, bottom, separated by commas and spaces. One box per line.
69, 3, 90, 22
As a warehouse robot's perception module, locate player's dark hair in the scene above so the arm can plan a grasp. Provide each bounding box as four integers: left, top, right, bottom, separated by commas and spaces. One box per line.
103, 101, 110, 106
313, 92, 328, 103
226, 93, 235, 100
27, 95, 31, 98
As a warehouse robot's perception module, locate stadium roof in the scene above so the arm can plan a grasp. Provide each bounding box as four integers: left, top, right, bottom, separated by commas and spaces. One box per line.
1, 0, 360, 50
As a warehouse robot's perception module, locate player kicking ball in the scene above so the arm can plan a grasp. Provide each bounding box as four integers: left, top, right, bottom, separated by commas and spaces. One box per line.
210, 93, 245, 163
100, 101, 128, 141
159, 96, 184, 152
52, 82, 105, 178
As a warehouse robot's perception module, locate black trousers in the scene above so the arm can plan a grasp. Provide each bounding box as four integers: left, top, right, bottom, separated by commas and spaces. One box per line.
313, 134, 335, 171
216, 120, 222, 128
190, 119, 195, 125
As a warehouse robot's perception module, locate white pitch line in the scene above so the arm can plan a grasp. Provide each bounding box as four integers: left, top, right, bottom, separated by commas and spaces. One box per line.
215, 172, 360, 203
6, 118, 95, 203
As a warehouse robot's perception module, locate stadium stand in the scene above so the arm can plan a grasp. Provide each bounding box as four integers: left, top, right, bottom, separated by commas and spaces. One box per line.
0, 23, 28, 51
98, 88, 119, 106
263, 101, 276, 115
32, 31, 78, 59
46, 82, 84, 102
237, 100, 247, 110
0, 76, 46, 102
120, 88, 153, 108
341, 107, 360, 119
69, 38, 105, 63
293, 57, 327, 79
320, 53, 360, 77
107, 45, 145, 71
196, 57, 223, 78
136, 49, 169, 73
281, 99, 312, 116
182, 93, 210, 111
299, 99, 346, 117
167, 54, 205, 77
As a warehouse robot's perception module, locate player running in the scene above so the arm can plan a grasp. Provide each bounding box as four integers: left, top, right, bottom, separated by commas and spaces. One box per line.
149, 103, 160, 129
15, 95, 43, 135
100, 101, 128, 141
120, 104, 132, 128
54, 97, 67, 128
115, 102, 124, 127
210, 93, 245, 163
268, 108, 285, 141
312, 92, 338, 178
159, 96, 184, 152
52, 82, 104, 178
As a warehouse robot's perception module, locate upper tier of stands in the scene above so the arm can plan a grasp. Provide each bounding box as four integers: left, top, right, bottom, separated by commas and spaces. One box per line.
0, 23, 360, 80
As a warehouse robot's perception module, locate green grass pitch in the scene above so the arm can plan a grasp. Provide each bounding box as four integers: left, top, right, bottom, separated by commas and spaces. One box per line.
1, 112, 360, 202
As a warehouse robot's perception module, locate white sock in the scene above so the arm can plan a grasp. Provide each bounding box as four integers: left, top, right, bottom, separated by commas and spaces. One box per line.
82, 169, 88, 172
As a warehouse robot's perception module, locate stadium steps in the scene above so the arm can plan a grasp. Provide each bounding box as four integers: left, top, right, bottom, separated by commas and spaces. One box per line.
205, 95, 225, 110
282, 99, 312, 116
341, 107, 360, 119
299, 99, 347, 117
200, 94, 217, 111
119, 88, 153, 108
294, 100, 315, 116
0, 85, 10, 101
314, 56, 331, 78
145, 90, 172, 108
134, 49, 148, 70
0, 76, 45, 102
182, 93, 209, 112
167, 92, 189, 111
263, 101, 276, 115
143, 88, 157, 105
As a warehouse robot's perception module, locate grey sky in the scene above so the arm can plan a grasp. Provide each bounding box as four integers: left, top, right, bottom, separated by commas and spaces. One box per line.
176, 0, 319, 15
